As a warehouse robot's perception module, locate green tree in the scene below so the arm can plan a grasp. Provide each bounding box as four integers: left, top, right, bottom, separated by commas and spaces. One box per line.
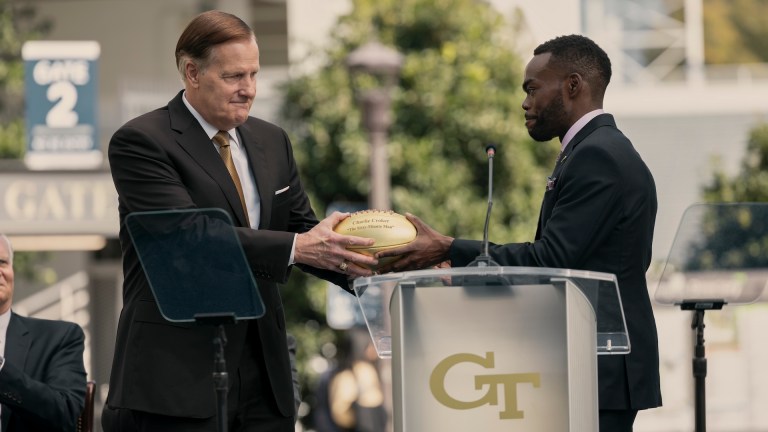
704, 0, 768, 64
682, 124, 768, 271
282, 0, 552, 244
278, 0, 555, 424
0, 0, 51, 158
704, 124, 768, 202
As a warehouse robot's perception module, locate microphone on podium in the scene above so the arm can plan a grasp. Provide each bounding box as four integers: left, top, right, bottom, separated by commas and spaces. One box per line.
467, 143, 500, 267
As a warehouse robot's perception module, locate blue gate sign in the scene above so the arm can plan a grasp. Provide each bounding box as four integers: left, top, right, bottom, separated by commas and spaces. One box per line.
22, 41, 101, 170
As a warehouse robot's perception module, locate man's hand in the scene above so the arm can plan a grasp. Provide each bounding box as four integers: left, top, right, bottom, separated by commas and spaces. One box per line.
375, 213, 454, 273
294, 211, 378, 278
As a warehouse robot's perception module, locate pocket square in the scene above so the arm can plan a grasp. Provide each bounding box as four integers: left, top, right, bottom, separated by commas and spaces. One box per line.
275, 186, 290, 195
546, 176, 557, 191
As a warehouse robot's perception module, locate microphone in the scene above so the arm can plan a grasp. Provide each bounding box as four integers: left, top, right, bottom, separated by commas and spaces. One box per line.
467, 143, 500, 267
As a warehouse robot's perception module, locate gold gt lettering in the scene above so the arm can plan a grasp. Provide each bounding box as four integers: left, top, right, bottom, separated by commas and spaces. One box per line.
430, 352, 540, 419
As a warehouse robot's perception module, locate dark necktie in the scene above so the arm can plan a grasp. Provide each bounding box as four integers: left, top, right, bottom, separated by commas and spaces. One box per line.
213, 131, 249, 222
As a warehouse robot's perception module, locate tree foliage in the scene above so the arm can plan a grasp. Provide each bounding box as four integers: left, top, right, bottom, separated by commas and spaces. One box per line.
282, 0, 553, 243
704, 0, 768, 64
0, 0, 51, 158
277, 0, 556, 424
684, 124, 768, 271
704, 124, 768, 202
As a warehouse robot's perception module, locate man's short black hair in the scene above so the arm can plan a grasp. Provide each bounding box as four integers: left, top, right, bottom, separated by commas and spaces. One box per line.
534, 34, 612, 94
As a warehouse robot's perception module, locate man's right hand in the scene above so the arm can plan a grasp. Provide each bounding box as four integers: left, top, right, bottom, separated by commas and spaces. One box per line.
375, 213, 454, 273
294, 211, 378, 278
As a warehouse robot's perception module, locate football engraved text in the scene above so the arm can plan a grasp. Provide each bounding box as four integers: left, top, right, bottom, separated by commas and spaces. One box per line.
347, 217, 395, 232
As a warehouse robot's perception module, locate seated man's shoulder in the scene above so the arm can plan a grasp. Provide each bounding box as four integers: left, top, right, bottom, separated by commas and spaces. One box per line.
15, 314, 84, 338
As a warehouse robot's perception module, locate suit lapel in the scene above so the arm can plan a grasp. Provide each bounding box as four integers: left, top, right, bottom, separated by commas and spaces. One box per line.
237, 122, 272, 229
167, 92, 250, 227
549, 113, 617, 183
6, 313, 31, 371
535, 114, 617, 238
2, 313, 31, 428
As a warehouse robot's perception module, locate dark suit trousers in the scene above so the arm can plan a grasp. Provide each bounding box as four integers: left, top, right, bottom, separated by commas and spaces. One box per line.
102, 321, 293, 432
599, 409, 638, 432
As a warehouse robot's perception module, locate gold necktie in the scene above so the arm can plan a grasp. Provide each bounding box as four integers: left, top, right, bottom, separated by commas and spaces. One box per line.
213, 131, 249, 222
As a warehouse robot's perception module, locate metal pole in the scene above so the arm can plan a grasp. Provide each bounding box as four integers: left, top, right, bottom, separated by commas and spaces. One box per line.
692, 309, 707, 432
359, 87, 394, 431
346, 42, 401, 431
214, 324, 229, 432
369, 129, 390, 211
360, 89, 392, 211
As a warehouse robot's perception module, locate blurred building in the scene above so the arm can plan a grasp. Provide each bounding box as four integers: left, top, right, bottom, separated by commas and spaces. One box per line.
2, 0, 768, 431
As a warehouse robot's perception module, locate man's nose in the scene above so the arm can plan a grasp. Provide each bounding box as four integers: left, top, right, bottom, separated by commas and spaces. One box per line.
240, 76, 257, 97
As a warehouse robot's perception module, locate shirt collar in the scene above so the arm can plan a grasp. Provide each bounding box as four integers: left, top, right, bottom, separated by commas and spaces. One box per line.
561, 109, 604, 152
182, 91, 239, 147
0, 308, 11, 348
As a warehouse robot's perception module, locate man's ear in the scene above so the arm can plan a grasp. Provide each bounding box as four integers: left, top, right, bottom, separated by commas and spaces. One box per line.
567, 73, 581, 95
185, 61, 200, 88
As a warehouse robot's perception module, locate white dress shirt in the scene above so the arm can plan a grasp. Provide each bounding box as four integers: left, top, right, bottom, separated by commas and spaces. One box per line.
560, 109, 604, 153
182, 93, 261, 229
182, 92, 298, 265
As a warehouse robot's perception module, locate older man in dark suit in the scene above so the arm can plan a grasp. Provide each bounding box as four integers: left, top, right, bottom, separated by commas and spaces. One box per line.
378, 34, 661, 432
102, 10, 378, 432
0, 234, 87, 432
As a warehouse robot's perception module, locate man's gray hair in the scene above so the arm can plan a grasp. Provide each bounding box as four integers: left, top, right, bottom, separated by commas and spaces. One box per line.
0, 234, 13, 263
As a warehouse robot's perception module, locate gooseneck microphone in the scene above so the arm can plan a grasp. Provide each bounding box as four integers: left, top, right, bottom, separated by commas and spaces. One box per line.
468, 143, 500, 267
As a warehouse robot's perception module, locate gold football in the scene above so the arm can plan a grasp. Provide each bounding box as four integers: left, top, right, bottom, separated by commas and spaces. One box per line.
333, 210, 417, 270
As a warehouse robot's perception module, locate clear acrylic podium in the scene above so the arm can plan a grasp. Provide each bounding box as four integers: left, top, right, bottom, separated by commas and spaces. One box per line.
352, 266, 629, 431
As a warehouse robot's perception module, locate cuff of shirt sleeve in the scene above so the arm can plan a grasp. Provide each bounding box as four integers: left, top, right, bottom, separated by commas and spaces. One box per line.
289, 233, 297, 265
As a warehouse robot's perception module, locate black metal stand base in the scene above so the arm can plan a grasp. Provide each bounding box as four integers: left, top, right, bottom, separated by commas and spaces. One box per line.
195, 312, 236, 432
677, 300, 726, 432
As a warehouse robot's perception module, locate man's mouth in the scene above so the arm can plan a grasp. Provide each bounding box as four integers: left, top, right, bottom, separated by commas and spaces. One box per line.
525, 117, 536, 128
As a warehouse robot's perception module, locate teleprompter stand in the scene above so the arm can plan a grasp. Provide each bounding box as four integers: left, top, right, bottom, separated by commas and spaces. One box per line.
679, 299, 725, 432
195, 312, 237, 432
125, 208, 265, 432
656, 203, 768, 432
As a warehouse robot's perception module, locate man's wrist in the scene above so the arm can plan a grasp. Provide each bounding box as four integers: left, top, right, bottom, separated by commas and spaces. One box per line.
289, 233, 297, 266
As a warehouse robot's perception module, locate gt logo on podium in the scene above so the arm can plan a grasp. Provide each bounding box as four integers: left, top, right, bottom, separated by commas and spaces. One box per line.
429, 352, 540, 419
